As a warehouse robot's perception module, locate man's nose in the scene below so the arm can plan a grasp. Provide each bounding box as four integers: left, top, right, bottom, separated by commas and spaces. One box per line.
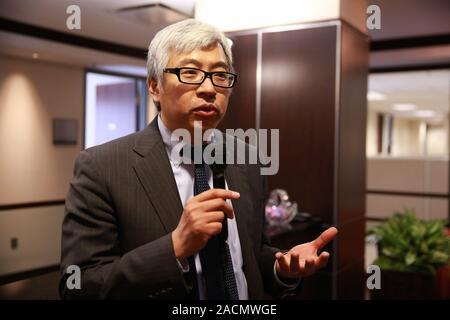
197, 76, 217, 95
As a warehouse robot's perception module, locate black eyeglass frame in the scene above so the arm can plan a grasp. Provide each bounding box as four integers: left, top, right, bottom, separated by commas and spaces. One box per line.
163, 67, 238, 88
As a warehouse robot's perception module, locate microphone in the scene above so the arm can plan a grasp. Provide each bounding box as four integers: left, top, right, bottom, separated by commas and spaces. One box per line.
209, 143, 228, 242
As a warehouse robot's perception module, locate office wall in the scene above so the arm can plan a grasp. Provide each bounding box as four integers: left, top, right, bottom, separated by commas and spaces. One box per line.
367, 157, 449, 193
366, 110, 378, 156
427, 122, 448, 155
0, 54, 83, 205
367, 194, 448, 220
366, 157, 449, 220
0, 205, 64, 276
366, 114, 449, 157
0, 55, 83, 276
391, 118, 422, 156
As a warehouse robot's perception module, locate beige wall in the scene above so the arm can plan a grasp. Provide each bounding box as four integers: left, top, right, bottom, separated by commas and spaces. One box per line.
391, 118, 422, 156
367, 157, 449, 220
0, 205, 64, 275
0, 55, 83, 276
427, 122, 449, 155
366, 194, 448, 220
368, 157, 424, 192
366, 109, 378, 156
0, 54, 83, 205
367, 157, 449, 193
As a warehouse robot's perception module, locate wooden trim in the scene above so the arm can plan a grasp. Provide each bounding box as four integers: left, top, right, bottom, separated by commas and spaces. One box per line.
376, 113, 383, 154
366, 190, 450, 199
85, 68, 146, 80
370, 34, 450, 51
0, 17, 146, 59
0, 199, 65, 211
0, 264, 59, 285
371, 63, 450, 73
365, 217, 387, 222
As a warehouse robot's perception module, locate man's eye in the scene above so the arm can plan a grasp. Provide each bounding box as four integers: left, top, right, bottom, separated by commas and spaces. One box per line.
181, 69, 199, 77
214, 73, 228, 81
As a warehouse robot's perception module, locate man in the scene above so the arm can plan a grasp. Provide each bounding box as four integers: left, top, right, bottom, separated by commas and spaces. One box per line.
60, 19, 337, 300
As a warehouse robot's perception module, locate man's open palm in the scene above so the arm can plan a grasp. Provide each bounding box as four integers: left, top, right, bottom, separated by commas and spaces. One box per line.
275, 227, 338, 278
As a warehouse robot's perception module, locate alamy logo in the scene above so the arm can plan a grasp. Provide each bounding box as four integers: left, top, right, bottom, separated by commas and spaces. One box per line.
366, 264, 381, 290
169, 121, 279, 175
366, 5, 381, 30
66, 265, 81, 290
66, 5, 81, 30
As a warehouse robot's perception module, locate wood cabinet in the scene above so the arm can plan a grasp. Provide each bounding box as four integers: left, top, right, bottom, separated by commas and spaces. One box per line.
224, 22, 368, 299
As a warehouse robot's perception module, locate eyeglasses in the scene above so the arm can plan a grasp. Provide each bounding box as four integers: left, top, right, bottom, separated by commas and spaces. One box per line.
163, 67, 237, 88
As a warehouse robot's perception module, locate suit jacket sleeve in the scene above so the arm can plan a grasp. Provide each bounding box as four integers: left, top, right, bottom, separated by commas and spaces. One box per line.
60, 150, 188, 299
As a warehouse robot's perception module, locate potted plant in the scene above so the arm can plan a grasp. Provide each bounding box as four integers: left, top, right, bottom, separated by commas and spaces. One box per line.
368, 209, 450, 299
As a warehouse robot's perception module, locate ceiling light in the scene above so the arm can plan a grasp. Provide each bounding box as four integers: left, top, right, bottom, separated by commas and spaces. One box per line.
393, 103, 417, 111
115, 3, 191, 26
367, 91, 386, 101
414, 110, 438, 117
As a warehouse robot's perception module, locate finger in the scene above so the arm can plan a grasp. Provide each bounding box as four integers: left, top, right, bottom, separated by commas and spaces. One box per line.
205, 222, 223, 236
195, 188, 240, 202
316, 251, 330, 269
312, 227, 338, 250
199, 198, 234, 219
201, 211, 228, 223
303, 258, 315, 276
275, 252, 289, 273
289, 252, 300, 275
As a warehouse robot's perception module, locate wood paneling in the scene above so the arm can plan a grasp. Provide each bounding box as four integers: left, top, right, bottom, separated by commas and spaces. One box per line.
338, 24, 368, 225
260, 26, 337, 224
218, 34, 257, 131
227, 23, 369, 299
335, 258, 366, 299
335, 218, 366, 270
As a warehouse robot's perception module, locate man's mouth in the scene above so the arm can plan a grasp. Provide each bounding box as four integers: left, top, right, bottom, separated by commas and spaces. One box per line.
192, 104, 219, 118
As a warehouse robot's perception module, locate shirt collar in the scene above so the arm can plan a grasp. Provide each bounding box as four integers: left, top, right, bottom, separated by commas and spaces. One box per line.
157, 114, 216, 166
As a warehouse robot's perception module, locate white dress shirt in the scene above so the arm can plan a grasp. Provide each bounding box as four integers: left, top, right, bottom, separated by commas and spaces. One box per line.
157, 115, 249, 300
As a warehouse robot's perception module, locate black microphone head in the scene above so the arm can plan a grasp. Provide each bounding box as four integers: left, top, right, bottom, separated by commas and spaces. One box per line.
208, 142, 227, 176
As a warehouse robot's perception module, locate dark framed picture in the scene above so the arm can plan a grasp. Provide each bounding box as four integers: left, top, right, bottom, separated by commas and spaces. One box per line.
53, 118, 78, 145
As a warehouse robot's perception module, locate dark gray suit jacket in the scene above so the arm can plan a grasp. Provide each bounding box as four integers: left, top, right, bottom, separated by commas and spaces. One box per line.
60, 117, 283, 299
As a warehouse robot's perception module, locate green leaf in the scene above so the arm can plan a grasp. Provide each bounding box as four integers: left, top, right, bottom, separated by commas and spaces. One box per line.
374, 209, 450, 275
405, 252, 416, 265
420, 242, 429, 253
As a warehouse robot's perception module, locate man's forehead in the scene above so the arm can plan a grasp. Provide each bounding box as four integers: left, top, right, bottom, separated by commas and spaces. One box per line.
167, 44, 228, 67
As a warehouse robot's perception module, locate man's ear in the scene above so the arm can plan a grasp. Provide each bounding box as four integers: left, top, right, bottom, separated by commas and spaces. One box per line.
148, 78, 161, 104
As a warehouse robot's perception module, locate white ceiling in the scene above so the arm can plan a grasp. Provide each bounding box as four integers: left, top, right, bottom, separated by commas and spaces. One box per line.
368, 69, 450, 122
0, 0, 195, 48
0, 0, 195, 73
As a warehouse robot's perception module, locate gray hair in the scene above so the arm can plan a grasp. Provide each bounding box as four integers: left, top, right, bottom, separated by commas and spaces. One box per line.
147, 19, 233, 110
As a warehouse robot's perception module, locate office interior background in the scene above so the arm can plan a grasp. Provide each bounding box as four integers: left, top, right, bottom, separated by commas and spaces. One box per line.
0, 0, 449, 299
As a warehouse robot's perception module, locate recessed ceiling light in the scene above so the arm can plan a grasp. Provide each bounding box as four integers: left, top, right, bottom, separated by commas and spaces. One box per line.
367, 91, 386, 101
414, 110, 438, 117
393, 103, 417, 111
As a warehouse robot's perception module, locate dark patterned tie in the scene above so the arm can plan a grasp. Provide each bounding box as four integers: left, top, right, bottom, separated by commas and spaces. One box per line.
192, 147, 239, 300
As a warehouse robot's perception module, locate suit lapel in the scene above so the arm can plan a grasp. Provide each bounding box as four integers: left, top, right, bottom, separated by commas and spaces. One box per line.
132, 118, 183, 233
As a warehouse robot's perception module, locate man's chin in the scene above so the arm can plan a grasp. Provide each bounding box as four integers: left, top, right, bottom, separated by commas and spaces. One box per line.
190, 116, 220, 131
